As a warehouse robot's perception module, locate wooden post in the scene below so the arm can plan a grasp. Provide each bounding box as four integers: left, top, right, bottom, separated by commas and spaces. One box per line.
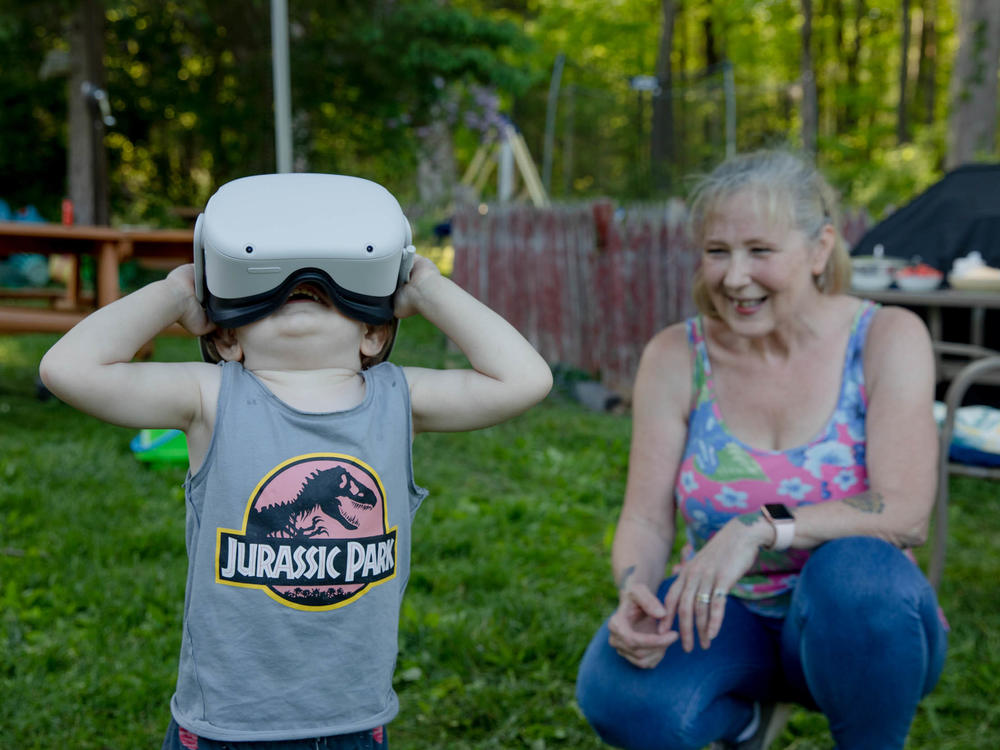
68, 0, 109, 226
96, 236, 132, 307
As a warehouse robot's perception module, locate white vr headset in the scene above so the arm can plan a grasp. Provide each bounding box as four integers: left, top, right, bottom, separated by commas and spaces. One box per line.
193, 173, 416, 329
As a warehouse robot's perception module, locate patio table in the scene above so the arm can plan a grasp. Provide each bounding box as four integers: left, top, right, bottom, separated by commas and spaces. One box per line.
856, 287, 1000, 383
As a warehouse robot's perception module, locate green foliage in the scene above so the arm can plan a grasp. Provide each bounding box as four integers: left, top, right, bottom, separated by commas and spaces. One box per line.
497, 0, 665, 198
102, 0, 529, 218
291, 0, 533, 205
822, 122, 947, 218
0, 0, 532, 225
2, 323, 998, 748
0, 1, 981, 235
487, 0, 963, 209
0, 3, 68, 221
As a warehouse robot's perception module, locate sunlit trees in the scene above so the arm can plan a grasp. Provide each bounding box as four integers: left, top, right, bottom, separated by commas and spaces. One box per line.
2, 1, 999, 224
946, 0, 1000, 169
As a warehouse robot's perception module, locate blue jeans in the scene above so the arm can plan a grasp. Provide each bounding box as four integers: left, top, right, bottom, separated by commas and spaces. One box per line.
576, 537, 947, 750
161, 719, 387, 750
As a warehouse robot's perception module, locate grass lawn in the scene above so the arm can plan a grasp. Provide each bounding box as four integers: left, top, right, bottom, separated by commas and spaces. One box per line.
1, 317, 998, 749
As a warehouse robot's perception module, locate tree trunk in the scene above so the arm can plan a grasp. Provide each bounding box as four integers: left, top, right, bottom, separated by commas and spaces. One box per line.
946, 0, 1000, 169
650, 0, 677, 190
703, 5, 719, 68
830, 0, 846, 131
701, 4, 719, 150
816, 0, 832, 138
416, 119, 457, 212
674, 1, 687, 168
67, 0, 109, 225
897, 0, 912, 144
800, 0, 818, 155
562, 85, 575, 195
840, 0, 865, 131
915, 0, 939, 126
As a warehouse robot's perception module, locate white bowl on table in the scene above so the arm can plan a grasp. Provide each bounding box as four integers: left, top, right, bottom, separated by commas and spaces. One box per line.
851, 271, 892, 291
851, 256, 902, 292
895, 274, 942, 292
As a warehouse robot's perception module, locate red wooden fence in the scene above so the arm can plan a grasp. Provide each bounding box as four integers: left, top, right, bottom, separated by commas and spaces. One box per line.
451, 200, 699, 396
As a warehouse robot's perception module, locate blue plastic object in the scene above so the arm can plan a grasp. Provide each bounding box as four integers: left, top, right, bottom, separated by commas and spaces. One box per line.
15, 205, 45, 222
130, 428, 189, 465
935, 402, 1000, 467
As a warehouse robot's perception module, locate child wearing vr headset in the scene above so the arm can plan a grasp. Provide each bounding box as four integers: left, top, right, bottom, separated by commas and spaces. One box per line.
40, 174, 553, 749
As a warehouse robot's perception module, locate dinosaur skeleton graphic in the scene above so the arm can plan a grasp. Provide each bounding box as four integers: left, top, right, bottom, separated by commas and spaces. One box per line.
250, 466, 379, 539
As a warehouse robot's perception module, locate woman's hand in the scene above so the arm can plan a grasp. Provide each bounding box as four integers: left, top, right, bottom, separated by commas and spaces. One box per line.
662, 515, 772, 652
165, 264, 216, 337
607, 581, 678, 669
393, 255, 442, 319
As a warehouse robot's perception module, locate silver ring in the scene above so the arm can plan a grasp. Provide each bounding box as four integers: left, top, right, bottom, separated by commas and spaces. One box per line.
713, 588, 727, 599
696, 592, 712, 604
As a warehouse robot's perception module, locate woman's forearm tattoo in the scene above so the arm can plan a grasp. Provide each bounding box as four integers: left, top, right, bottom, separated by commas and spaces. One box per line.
844, 491, 885, 514
617, 565, 636, 591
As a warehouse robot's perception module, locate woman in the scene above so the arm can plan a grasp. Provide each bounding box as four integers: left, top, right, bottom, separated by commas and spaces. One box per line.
575, 150, 946, 750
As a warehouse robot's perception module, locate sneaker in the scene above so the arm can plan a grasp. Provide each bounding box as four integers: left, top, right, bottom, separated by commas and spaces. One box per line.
709, 702, 793, 750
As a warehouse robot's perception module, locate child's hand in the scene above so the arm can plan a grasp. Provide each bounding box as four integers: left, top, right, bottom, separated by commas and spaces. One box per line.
166, 264, 216, 336
393, 255, 442, 319
396, 251, 552, 433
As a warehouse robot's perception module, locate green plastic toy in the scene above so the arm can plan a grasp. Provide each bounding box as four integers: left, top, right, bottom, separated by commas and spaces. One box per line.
130, 428, 189, 465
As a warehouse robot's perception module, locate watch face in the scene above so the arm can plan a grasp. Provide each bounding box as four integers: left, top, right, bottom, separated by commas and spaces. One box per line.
764, 503, 794, 521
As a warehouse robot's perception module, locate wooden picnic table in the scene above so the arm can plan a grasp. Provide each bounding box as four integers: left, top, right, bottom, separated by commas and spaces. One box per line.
0, 222, 192, 334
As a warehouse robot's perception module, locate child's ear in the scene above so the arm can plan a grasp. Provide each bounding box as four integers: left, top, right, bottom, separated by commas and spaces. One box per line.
360, 321, 398, 368
360, 323, 389, 359
212, 328, 244, 362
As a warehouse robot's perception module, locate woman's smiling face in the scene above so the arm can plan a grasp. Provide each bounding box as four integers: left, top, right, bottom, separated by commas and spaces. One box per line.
700, 189, 831, 337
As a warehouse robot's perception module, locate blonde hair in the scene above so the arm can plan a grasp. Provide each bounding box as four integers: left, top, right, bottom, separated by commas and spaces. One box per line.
688, 149, 851, 318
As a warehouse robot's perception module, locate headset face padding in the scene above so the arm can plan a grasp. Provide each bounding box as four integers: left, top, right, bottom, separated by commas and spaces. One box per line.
203, 268, 396, 329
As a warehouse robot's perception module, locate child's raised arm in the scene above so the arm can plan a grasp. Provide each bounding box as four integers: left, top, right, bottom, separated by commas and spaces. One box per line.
39, 265, 218, 435
394, 256, 552, 433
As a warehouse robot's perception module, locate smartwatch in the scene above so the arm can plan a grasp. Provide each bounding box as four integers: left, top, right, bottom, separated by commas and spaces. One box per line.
761, 503, 795, 551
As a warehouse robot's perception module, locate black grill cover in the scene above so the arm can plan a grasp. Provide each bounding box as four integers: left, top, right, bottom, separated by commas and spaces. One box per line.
851, 163, 1000, 273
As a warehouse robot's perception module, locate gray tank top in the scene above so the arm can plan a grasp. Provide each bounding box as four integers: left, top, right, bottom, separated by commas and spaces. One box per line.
171, 361, 427, 741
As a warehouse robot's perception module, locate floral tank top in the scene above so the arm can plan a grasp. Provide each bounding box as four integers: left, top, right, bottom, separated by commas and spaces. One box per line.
675, 302, 878, 617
